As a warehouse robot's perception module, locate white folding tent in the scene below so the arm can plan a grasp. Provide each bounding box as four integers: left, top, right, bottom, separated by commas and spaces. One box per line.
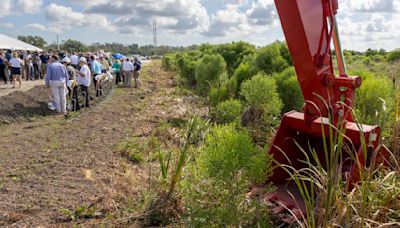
0, 33, 43, 52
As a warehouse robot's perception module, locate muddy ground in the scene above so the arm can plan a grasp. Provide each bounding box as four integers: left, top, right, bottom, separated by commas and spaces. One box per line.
0, 61, 207, 226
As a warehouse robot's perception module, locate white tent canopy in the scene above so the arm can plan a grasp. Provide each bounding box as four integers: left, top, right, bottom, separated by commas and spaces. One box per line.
0, 33, 43, 52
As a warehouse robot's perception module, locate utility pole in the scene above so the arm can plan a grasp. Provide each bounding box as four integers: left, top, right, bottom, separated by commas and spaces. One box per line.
56, 34, 59, 51
153, 20, 157, 56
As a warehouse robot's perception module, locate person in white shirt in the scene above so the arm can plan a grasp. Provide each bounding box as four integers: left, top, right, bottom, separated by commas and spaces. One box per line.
121, 58, 134, 88
70, 53, 79, 69
75, 57, 91, 107
9, 52, 23, 89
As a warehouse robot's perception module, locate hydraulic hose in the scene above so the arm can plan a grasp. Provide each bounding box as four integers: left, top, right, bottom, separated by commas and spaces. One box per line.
332, 15, 347, 76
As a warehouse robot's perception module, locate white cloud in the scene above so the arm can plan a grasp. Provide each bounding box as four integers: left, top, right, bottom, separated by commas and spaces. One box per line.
44, 3, 115, 33
84, 0, 209, 35
0, 0, 43, 17
0, 0, 12, 17
203, 4, 247, 36
27, 23, 46, 31
343, 0, 400, 13
0, 23, 14, 28
246, 0, 276, 26
337, 12, 400, 50
26, 23, 62, 34
203, 0, 277, 37
15, 0, 43, 14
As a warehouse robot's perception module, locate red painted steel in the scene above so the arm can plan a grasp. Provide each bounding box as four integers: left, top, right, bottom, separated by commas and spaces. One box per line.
267, 0, 390, 220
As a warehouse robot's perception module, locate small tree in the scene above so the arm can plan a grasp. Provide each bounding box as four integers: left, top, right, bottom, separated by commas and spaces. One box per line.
387, 49, 400, 62
253, 42, 290, 74
273, 67, 304, 113
214, 99, 243, 125
17, 35, 47, 48
175, 52, 197, 86
354, 70, 395, 137
232, 62, 256, 94
195, 54, 227, 96
61, 39, 88, 52
240, 73, 282, 144
181, 125, 272, 226
240, 73, 282, 116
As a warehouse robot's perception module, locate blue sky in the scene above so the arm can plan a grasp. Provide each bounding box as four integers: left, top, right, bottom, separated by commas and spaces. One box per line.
0, 0, 399, 51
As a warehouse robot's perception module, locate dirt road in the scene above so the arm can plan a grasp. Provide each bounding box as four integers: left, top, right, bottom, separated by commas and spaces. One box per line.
0, 61, 206, 226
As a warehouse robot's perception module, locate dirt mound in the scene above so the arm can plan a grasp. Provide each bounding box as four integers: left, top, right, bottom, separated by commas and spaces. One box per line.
0, 86, 53, 123
0, 81, 114, 124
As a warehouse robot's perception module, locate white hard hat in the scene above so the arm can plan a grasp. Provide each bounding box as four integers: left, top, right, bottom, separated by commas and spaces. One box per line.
61, 57, 70, 63
79, 57, 87, 62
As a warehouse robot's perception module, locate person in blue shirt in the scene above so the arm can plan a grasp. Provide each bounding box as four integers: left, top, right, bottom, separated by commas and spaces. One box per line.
90, 55, 103, 97
5, 50, 12, 61
45, 55, 69, 115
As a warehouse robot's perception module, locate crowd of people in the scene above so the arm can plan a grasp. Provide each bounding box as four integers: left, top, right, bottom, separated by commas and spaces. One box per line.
0, 50, 142, 117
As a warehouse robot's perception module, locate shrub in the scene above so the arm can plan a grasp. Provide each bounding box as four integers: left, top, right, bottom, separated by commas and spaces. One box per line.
195, 54, 227, 96
273, 67, 304, 113
214, 41, 256, 76
278, 41, 293, 66
198, 125, 254, 179
387, 49, 400, 62
232, 62, 256, 93
240, 73, 282, 116
175, 52, 197, 86
162, 53, 176, 71
214, 99, 242, 125
240, 73, 282, 144
209, 82, 229, 107
180, 125, 272, 226
253, 42, 290, 74
354, 71, 395, 137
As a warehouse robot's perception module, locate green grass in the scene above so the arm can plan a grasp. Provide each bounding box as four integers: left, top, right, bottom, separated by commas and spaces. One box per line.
277, 107, 400, 227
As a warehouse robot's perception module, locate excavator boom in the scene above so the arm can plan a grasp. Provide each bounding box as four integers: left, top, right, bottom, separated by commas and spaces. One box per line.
266, 0, 390, 221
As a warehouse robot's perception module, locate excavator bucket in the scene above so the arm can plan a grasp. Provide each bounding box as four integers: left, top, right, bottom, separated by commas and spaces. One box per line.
266, 111, 390, 219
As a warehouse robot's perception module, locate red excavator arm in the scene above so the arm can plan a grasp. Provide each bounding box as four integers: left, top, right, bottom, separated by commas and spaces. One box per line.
266, 0, 390, 220
275, 0, 360, 123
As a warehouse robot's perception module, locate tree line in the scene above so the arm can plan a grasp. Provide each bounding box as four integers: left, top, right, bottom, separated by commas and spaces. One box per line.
17, 35, 195, 56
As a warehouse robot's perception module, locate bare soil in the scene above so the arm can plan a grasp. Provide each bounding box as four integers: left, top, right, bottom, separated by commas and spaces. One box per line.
0, 61, 207, 226
0, 79, 114, 124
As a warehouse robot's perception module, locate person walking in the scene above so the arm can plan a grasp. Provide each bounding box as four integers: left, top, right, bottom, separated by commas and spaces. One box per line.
133, 57, 141, 88
45, 55, 68, 116
9, 52, 23, 89
122, 58, 134, 88
75, 57, 91, 108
